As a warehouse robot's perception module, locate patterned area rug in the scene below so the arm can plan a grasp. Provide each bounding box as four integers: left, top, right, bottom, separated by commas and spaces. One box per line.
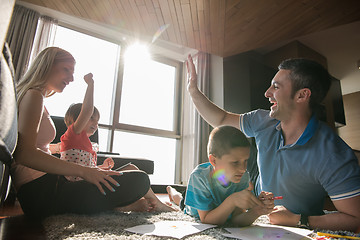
43, 211, 229, 240
43, 210, 359, 240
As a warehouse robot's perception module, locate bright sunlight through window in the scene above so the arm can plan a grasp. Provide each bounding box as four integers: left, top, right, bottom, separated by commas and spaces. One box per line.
124, 42, 150, 63
120, 43, 176, 130
45, 26, 118, 126
45, 26, 181, 184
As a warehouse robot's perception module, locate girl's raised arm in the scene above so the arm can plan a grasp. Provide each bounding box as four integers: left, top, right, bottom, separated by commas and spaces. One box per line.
73, 73, 94, 134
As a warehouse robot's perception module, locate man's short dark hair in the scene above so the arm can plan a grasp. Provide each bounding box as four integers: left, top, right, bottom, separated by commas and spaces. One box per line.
207, 125, 250, 158
278, 58, 331, 112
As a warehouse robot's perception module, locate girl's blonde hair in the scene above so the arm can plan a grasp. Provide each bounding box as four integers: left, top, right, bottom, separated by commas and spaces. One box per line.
16, 47, 75, 105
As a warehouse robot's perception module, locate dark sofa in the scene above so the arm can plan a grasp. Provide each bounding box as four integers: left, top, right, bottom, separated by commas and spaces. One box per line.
0, 43, 16, 206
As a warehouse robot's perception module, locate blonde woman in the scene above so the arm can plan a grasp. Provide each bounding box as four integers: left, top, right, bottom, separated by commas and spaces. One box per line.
12, 47, 173, 219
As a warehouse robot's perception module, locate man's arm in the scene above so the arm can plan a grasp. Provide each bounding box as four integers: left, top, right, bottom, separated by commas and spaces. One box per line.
186, 55, 240, 129
268, 195, 360, 231
311, 195, 360, 231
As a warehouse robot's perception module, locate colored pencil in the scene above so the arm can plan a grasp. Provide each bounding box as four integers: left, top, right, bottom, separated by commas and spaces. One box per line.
317, 232, 360, 240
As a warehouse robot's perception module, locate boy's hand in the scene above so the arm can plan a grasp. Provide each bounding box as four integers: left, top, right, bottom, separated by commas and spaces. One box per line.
231, 189, 264, 210
84, 73, 94, 85
253, 191, 275, 215
258, 191, 275, 207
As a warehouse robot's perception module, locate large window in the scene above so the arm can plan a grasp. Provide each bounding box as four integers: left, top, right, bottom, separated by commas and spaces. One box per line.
45, 26, 118, 125
45, 26, 182, 184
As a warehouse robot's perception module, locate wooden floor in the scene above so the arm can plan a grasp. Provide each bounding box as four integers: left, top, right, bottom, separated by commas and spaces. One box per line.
0, 201, 46, 240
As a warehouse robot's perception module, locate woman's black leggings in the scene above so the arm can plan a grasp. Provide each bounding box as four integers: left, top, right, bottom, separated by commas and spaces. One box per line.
16, 171, 150, 219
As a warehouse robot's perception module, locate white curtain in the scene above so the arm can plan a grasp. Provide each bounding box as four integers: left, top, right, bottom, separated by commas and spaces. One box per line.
30, 15, 58, 63
6, 5, 58, 82
180, 52, 210, 184
6, 5, 40, 82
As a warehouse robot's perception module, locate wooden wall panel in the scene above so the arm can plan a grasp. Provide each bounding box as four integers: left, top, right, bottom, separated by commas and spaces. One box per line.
19, 0, 360, 57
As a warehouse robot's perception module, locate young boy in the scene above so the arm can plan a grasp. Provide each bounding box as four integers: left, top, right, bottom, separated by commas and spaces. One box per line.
168, 125, 274, 226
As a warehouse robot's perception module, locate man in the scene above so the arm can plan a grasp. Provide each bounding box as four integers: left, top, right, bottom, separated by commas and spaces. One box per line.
186, 55, 360, 231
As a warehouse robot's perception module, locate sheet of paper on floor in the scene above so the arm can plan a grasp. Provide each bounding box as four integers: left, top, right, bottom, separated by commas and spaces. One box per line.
222, 223, 313, 240
125, 220, 216, 239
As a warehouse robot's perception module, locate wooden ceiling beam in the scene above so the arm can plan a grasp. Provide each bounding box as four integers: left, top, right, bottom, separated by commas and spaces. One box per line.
18, 0, 360, 57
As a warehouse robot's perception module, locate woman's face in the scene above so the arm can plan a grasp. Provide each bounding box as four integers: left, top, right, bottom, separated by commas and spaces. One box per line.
45, 61, 75, 93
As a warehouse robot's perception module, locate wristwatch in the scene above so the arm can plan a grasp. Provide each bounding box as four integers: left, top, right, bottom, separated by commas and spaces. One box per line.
297, 214, 310, 228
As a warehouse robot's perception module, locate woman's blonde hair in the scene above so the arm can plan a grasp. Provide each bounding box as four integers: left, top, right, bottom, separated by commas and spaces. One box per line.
16, 47, 75, 105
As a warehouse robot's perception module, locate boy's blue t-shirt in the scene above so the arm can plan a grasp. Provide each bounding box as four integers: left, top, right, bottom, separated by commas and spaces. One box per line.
184, 162, 250, 219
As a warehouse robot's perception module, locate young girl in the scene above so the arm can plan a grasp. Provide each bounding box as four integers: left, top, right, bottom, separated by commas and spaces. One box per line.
12, 47, 174, 219
60, 73, 114, 181
57, 72, 174, 212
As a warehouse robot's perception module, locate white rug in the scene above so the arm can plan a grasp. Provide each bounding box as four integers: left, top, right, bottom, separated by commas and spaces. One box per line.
43, 211, 231, 240
42, 210, 360, 240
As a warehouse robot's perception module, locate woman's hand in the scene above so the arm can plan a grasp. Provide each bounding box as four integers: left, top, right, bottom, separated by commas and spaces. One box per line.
80, 166, 122, 195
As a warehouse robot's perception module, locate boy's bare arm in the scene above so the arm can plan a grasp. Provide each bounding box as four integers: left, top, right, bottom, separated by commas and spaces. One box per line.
73, 73, 94, 134
231, 204, 272, 226
198, 198, 237, 225
197, 190, 263, 225
231, 191, 274, 226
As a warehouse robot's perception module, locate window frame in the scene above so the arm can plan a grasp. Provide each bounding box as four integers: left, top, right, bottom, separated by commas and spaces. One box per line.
99, 48, 183, 150
56, 22, 184, 183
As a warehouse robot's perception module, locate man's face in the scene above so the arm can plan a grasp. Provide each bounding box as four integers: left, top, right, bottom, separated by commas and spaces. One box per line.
264, 69, 295, 121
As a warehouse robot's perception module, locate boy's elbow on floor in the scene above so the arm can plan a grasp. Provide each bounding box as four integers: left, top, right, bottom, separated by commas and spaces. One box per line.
200, 217, 225, 226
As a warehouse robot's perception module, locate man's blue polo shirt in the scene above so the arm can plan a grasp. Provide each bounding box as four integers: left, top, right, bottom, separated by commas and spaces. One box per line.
240, 109, 360, 215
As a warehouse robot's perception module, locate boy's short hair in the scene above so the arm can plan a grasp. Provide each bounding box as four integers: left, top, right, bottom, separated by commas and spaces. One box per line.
64, 103, 100, 127
207, 125, 250, 158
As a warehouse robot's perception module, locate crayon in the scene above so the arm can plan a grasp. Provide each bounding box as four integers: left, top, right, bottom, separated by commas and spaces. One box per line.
260, 196, 283, 200
317, 232, 360, 240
